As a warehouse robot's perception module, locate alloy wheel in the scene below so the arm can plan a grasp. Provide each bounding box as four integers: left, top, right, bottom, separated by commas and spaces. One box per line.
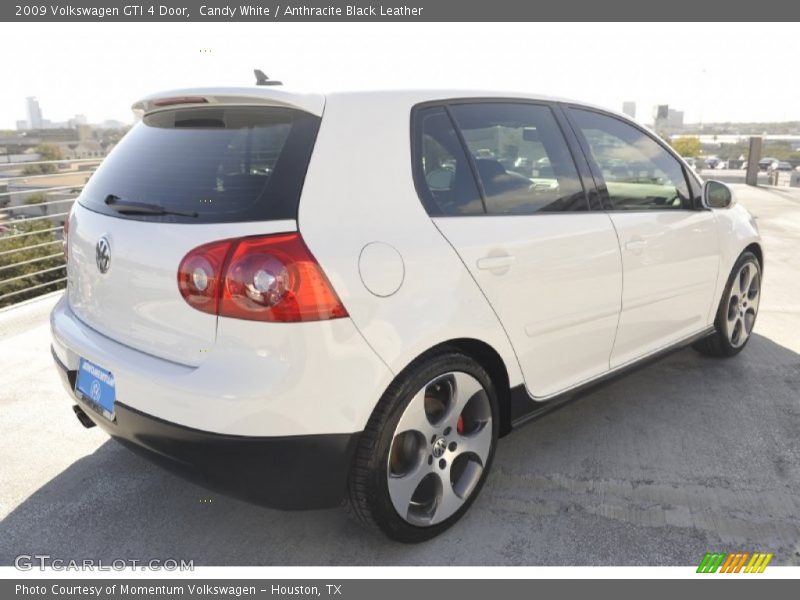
725, 262, 761, 348
386, 371, 492, 526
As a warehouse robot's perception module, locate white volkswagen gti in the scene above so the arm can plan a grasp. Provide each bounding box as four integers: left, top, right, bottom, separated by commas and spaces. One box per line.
51, 85, 762, 542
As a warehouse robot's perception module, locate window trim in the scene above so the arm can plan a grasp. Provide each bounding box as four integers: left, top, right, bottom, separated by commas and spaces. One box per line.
410, 98, 592, 217
410, 106, 468, 216
561, 103, 703, 213
444, 105, 489, 214
551, 103, 604, 210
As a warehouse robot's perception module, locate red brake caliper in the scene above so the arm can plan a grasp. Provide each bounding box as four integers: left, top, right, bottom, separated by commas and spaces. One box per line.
457, 415, 464, 434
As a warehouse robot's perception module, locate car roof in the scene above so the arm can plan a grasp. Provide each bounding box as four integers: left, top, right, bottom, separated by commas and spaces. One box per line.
323, 88, 633, 117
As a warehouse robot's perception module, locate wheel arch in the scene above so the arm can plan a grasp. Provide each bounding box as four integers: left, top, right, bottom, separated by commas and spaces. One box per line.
392, 337, 515, 438
744, 241, 763, 272
694, 240, 764, 358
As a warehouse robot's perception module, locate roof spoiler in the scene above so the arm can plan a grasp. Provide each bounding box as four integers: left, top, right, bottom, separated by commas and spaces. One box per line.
131, 87, 325, 118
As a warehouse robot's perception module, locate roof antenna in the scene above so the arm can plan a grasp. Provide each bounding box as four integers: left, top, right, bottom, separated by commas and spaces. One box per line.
254, 69, 282, 86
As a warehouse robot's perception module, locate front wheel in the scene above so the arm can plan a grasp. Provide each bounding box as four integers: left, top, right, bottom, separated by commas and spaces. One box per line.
694, 250, 761, 357
347, 351, 499, 543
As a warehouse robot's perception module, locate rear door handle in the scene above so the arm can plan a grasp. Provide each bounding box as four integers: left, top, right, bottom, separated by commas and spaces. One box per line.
477, 255, 516, 271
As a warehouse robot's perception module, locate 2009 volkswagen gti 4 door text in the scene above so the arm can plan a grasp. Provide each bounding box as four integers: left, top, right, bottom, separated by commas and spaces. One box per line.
50, 84, 763, 543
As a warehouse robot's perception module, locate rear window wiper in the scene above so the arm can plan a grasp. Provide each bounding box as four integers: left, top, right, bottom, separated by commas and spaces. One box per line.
104, 194, 198, 218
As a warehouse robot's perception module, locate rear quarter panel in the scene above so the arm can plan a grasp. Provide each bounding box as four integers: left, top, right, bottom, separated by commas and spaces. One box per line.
297, 91, 524, 390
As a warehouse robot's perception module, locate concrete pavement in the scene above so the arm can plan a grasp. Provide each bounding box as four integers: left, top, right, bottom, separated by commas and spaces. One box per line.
0, 184, 798, 565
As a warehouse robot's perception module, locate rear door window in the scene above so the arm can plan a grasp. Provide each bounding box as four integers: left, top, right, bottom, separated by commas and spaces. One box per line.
79, 106, 320, 223
414, 107, 484, 216
448, 103, 587, 214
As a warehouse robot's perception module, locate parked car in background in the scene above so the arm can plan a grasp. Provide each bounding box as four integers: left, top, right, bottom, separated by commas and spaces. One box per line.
759, 157, 780, 171
51, 87, 763, 542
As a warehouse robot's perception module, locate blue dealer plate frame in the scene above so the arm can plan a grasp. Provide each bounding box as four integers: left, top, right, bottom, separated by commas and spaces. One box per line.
75, 357, 116, 420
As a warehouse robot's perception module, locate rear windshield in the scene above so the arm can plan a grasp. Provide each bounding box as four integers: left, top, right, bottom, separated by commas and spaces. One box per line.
79, 106, 320, 223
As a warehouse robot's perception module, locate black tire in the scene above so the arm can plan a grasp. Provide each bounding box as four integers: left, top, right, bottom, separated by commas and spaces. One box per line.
347, 349, 499, 543
693, 250, 761, 358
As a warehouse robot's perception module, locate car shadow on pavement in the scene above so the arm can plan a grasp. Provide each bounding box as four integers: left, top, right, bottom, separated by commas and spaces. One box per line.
1, 333, 798, 566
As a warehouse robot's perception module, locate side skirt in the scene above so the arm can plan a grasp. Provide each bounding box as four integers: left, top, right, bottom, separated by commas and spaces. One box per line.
508, 326, 715, 430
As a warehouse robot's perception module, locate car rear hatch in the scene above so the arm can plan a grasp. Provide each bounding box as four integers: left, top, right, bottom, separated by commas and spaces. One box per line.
66, 90, 324, 366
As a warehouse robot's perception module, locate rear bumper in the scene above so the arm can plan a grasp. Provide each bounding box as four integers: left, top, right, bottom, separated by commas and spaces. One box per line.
52, 348, 359, 510
50, 294, 393, 437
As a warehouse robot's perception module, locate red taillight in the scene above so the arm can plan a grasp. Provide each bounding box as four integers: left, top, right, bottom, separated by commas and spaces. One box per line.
177, 233, 347, 323
177, 239, 232, 315
152, 96, 209, 107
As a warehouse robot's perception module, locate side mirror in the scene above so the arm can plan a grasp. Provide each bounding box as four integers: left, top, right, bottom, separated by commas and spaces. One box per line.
703, 180, 733, 209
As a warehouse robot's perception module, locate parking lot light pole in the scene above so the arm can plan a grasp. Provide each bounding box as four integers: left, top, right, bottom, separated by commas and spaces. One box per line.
745, 136, 762, 186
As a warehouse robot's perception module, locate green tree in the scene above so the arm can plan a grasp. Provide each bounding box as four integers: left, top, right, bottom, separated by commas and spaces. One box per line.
21, 144, 63, 175
762, 141, 798, 161
0, 219, 65, 308
670, 136, 702, 158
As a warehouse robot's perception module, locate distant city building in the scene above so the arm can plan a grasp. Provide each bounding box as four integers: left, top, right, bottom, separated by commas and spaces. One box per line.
75, 124, 93, 142
622, 101, 636, 119
667, 109, 684, 130
14, 96, 130, 131
26, 97, 43, 129
100, 119, 127, 129
68, 114, 88, 128
652, 104, 684, 134
653, 104, 669, 121
653, 104, 669, 133
55, 140, 104, 159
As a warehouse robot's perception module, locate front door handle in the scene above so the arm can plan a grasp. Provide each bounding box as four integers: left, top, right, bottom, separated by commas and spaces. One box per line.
624, 238, 647, 252
477, 255, 516, 271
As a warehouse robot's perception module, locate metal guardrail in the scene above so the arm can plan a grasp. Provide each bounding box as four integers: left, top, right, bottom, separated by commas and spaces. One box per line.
0, 157, 101, 307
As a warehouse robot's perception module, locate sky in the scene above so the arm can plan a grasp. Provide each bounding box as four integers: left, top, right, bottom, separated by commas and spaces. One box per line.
1, 22, 797, 130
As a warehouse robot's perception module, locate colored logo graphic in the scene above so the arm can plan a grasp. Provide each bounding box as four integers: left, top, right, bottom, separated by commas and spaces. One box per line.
90, 379, 102, 402
697, 552, 773, 573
